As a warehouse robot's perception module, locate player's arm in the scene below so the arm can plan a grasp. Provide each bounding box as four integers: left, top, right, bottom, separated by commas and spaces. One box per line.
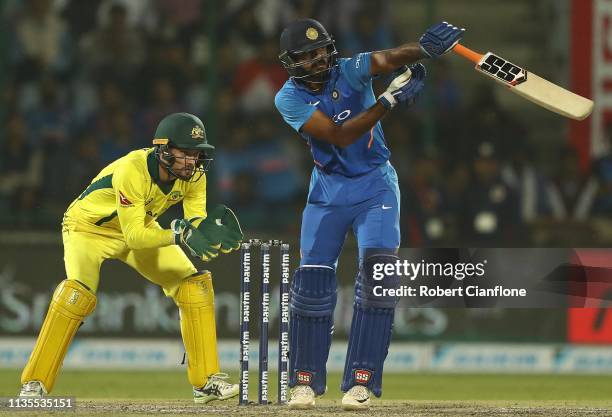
302, 64, 427, 148
370, 43, 425, 75
182, 174, 207, 222
119, 206, 174, 250
301, 105, 387, 148
371, 22, 466, 75
275, 89, 380, 149
113, 164, 175, 250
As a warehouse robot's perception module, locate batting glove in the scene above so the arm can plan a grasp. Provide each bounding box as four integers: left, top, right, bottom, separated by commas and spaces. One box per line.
378, 63, 426, 110
419, 21, 466, 58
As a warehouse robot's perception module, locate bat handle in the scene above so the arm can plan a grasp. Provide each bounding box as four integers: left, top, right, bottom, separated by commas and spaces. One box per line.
453, 43, 484, 64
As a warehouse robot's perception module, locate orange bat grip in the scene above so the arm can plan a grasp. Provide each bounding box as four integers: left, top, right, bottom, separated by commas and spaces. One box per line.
453, 44, 484, 64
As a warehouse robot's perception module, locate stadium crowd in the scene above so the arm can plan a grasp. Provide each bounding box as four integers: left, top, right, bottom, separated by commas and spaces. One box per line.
1, 0, 611, 246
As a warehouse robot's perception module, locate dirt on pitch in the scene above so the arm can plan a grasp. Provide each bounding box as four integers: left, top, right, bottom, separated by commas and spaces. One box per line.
17, 399, 607, 417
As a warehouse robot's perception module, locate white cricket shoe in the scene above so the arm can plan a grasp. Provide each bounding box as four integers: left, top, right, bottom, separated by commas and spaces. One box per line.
342, 385, 371, 410
193, 373, 239, 404
19, 381, 47, 398
288, 385, 316, 409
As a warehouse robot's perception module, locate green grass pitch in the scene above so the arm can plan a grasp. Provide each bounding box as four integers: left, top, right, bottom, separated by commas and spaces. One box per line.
0, 370, 610, 416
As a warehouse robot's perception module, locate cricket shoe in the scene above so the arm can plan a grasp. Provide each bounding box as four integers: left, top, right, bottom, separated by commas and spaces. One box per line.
288, 385, 316, 409
19, 381, 47, 398
341, 385, 371, 410
193, 373, 239, 404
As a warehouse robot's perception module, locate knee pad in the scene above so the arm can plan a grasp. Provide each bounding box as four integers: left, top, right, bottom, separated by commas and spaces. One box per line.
176, 271, 219, 388
289, 266, 336, 395
290, 266, 337, 316
356, 254, 401, 309
342, 254, 400, 397
21, 279, 97, 393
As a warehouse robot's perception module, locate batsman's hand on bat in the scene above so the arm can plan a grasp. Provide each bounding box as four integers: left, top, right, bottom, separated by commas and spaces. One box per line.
419, 21, 465, 58
378, 63, 426, 110
188, 204, 244, 254
172, 218, 220, 261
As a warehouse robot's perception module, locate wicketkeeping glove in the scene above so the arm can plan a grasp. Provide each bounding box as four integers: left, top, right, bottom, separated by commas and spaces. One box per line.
171, 218, 220, 262
378, 63, 427, 110
419, 21, 466, 58
191, 204, 244, 254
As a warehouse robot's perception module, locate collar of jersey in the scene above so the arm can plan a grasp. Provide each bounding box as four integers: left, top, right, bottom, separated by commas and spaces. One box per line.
147, 149, 175, 194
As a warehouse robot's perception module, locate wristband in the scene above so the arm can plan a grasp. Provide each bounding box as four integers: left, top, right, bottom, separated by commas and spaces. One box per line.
378, 91, 396, 109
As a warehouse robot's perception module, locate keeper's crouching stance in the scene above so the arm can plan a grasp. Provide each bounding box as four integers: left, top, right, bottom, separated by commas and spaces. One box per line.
19, 113, 244, 404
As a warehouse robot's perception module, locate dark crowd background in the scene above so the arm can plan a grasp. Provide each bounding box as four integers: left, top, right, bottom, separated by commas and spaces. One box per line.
1, 0, 609, 247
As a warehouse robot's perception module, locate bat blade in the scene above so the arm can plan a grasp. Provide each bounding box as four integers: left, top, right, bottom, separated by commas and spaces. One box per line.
508, 71, 594, 121
453, 44, 594, 121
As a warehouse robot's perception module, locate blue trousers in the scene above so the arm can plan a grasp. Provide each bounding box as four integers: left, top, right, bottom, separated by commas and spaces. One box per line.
291, 162, 401, 396
300, 162, 401, 266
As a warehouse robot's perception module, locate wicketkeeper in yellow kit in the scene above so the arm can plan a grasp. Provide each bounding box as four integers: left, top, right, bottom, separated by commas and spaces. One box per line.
18, 112, 243, 404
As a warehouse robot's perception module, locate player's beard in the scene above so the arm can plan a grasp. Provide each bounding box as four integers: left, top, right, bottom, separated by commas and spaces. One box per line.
166, 160, 198, 181
306, 67, 332, 84
303, 57, 333, 83
293, 51, 336, 87
297, 65, 333, 92
174, 164, 195, 181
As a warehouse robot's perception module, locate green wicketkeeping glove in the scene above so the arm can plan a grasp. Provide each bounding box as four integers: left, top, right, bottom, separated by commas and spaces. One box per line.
171, 219, 220, 262
193, 204, 244, 253
218, 205, 244, 252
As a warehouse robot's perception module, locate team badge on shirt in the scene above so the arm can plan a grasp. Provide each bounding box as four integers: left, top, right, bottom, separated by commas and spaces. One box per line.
169, 191, 183, 201
332, 89, 340, 101
119, 191, 133, 207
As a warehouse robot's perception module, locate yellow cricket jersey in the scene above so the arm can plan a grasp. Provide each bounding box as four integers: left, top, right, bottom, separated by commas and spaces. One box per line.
63, 148, 206, 249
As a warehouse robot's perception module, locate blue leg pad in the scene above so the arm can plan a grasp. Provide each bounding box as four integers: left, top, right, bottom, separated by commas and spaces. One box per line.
342, 254, 400, 397
289, 266, 337, 396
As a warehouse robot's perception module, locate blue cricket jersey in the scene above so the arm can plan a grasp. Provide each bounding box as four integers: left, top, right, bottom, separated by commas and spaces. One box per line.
274, 52, 390, 177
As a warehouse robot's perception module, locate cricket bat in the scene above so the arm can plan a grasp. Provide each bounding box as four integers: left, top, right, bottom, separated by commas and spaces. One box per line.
453, 43, 594, 121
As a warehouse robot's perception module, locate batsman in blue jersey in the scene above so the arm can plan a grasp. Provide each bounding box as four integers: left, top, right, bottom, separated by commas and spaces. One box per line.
274, 19, 465, 409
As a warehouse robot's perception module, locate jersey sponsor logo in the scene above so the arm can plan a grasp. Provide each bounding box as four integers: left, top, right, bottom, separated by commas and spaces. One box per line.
355, 53, 363, 68
119, 191, 133, 207
333, 109, 351, 123
169, 191, 183, 201
382, 205, 393, 210
308, 100, 320, 106
191, 126, 205, 139
296, 371, 313, 385
145, 197, 154, 205
354, 369, 371, 384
